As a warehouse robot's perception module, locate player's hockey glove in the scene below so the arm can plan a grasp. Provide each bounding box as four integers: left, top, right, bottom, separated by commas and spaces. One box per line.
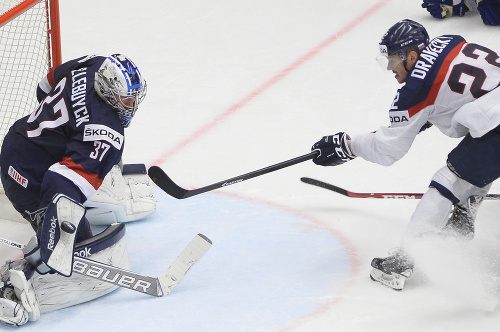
421, 0, 467, 18
478, 0, 500, 25
311, 132, 355, 166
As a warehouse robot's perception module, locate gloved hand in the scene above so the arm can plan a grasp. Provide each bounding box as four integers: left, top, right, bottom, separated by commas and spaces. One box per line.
478, 0, 500, 25
311, 132, 355, 166
421, 0, 467, 18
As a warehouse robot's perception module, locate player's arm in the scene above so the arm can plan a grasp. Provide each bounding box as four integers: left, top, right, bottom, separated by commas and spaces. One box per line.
311, 107, 431, 167
349, 114, 427, 166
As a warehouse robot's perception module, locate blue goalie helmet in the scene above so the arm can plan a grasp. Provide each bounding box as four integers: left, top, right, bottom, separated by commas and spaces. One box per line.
379, 19, 430, 61
95, 54, 147, 128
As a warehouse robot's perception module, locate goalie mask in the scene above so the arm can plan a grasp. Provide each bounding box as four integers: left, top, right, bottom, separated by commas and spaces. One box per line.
95, 54, 147, 127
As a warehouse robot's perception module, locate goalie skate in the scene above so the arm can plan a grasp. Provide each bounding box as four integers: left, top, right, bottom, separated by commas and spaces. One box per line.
370, 249, 414, 291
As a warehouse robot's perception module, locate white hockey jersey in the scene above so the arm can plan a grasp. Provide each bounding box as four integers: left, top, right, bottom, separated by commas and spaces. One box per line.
351, 35, 500, 166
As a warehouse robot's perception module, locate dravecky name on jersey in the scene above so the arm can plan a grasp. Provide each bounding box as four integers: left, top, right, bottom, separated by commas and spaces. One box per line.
411, 36, 453, 80
83, 124, 124, 150
71, 68, 90, 127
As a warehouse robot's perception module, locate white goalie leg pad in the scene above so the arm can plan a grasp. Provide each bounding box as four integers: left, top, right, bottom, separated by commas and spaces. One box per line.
0, 259, 40, 326
32, 223, 130, 314
9, 270, 40, 322
0, 286, 29, 326
84, 164, 156, 225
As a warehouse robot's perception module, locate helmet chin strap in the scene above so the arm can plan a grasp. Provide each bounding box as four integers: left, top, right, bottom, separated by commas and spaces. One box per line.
403, 60, 410, 72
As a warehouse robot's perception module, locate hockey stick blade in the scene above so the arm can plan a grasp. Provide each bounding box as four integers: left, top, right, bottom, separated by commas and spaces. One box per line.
301, 177, 423, 199
301, 177, 500, 200
0, 234, 212, 297
148, 166, 189, 199
149, 150, 319, 199
157, 233, 212, 295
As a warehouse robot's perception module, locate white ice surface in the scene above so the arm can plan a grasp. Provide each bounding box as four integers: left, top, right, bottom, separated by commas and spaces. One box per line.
2, 0, 500, 330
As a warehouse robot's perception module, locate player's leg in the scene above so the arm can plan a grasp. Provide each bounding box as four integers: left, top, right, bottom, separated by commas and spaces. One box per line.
371, 127, 500, 290
0, 223, 129, 326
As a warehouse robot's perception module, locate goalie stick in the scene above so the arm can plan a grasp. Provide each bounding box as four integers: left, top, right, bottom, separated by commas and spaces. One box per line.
0, 234, 212, 297
149, 150, 319, 199
300, 177, 500, 200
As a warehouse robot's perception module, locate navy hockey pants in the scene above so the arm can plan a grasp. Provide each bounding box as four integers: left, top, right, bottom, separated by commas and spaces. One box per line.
448, 124, 500, 188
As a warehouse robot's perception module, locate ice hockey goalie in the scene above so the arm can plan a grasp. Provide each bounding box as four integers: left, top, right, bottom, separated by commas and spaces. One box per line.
0, 163, 156, 326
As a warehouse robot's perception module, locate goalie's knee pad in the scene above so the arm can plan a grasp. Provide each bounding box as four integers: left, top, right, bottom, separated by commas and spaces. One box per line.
0, 259, 40, 326
33, 223, 129, 314
84, 164, 156, 225
0, 286, 29, 326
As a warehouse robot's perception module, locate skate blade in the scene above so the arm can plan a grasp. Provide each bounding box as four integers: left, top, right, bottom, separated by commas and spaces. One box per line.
370, 268, 407, 291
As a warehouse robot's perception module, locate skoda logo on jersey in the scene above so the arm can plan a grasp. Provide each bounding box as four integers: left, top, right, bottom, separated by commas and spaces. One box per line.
389, 110, 410, 127
83, 124, 124, 150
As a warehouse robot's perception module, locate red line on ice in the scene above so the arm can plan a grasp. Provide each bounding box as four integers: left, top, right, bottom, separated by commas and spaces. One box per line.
150, 0, 393, 167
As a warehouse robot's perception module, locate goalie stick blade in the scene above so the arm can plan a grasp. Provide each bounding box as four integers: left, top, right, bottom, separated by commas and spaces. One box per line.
73, 256, 163, 297
158, 233, 212, 296
0, 234, 212, 297
148, 166, 189, 199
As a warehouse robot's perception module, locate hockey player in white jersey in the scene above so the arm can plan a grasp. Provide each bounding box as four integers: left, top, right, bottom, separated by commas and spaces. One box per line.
310, 19, 500, 290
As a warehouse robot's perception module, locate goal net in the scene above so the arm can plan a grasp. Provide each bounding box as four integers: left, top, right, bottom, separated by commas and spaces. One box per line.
0, 0, 61, 148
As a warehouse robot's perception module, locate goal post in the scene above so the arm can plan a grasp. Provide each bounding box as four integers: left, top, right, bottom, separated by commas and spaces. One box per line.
0, 0, 61, 147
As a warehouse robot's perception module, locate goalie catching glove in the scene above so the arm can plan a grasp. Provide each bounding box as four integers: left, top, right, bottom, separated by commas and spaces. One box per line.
311, 132, 356, 166
84, 164, 156, 225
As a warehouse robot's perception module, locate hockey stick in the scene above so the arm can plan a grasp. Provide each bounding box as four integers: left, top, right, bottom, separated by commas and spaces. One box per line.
149, 150, 319, 199
0, 234, 212, 297
300, 177, 500, 200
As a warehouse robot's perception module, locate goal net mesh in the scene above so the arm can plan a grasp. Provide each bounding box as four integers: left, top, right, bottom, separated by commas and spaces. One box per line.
0, 0, 51, 147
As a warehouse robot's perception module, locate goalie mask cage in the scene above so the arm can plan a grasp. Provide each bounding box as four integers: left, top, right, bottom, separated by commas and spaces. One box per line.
0, 0, 61, 147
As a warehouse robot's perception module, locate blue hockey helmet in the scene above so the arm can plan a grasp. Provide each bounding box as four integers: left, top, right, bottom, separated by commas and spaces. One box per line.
379, 19, 429, 61
95, 54, 147, 128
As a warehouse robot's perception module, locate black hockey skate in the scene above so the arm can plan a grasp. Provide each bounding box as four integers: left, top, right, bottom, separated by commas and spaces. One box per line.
442, 195, 484, 240
370, 249, 414, 290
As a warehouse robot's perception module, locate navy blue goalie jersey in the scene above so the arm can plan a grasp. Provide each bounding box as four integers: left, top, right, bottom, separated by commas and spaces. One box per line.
2, 55, 124, 204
